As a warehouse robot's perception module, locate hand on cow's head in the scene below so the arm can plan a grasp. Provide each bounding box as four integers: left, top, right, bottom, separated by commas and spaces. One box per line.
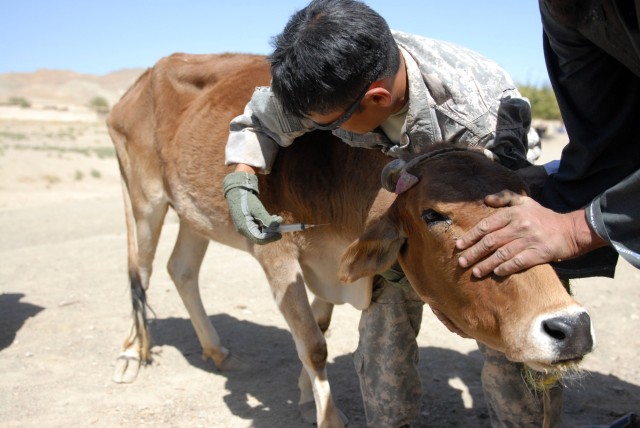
338, 209, 405, 283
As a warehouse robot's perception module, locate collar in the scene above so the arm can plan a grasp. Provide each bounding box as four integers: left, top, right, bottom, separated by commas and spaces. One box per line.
332, 47, 441, 153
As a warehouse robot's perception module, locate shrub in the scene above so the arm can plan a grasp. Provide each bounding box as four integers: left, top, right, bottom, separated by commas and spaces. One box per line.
89, 96, 110, 113
8, 97, 31, 108
518, 85, 562, 121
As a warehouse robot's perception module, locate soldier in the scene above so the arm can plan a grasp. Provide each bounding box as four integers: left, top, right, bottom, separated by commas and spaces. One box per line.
223, 0, 543, 426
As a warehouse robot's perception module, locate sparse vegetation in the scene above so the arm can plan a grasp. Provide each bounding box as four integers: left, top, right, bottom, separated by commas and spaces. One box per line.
7, 97, 31, 108
74, 169, 102, 180
56, 126, 80, 141
43, 174, 61, 185
518, 84, 562, 121
89, 96, 110, 114
93, 147, 116, 158
0, 131, 28, 141
10, 144, 115, 158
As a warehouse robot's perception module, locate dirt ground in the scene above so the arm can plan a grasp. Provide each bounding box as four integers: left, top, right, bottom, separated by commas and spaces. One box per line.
0, 114, 638, 427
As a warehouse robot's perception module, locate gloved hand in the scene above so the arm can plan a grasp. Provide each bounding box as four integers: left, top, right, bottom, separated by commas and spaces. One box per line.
223, 171, 282, 244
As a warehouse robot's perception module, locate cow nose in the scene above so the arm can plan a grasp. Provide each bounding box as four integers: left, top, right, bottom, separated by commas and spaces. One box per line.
542, 312, 594, 360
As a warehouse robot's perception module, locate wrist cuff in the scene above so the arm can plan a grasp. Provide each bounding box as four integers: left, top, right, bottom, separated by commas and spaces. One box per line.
223, 171, 259, 196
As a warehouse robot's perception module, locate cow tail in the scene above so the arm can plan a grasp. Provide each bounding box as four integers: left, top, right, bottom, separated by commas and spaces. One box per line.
128, 269, 154, 363
120, 176, 155, 364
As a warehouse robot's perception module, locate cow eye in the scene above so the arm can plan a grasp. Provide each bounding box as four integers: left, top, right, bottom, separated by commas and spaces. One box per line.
422, 209, 451, 225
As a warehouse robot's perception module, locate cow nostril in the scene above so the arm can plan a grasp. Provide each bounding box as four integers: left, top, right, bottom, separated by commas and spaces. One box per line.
543, 318, 569, 341
542, 312, 594, 360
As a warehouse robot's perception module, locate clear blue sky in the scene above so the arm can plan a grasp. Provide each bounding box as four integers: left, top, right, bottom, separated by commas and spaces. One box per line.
3, 0, 550, 86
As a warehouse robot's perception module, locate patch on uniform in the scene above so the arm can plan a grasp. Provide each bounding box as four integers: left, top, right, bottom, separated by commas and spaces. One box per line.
270, 93, 304, 134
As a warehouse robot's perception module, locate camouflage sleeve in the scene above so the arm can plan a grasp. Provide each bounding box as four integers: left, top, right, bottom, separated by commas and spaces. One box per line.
393, 32, 536, 169
225, 87, 312, 174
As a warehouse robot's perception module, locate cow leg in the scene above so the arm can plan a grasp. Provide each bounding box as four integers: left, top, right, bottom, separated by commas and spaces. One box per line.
167, 220, 240, 370
113, 182, 168, 383
259, 255, 345, 428
298, 297, 344, 424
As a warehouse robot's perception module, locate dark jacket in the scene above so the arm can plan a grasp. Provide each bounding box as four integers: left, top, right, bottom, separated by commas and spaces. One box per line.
539, 0, 640, 276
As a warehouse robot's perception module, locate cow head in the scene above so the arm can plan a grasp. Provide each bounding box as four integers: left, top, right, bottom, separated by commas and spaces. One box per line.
339, 145, 595, 372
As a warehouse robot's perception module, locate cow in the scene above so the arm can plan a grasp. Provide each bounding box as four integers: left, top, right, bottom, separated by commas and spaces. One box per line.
106, 53, 594, 427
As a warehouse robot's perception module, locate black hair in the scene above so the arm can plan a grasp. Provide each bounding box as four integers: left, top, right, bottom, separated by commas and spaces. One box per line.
269, 0, 401, 117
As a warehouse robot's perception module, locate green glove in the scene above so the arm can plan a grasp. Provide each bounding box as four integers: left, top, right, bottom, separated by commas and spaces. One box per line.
223, 171, 282, 244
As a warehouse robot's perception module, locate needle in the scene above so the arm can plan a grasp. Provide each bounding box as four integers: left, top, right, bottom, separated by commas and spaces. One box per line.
262, 223, 330, 233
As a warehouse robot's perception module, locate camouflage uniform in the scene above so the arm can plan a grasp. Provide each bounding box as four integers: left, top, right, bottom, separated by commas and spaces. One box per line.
225, 31, 546, 427
356, 266, 424, 427
226, 31, 539, 172
480, 343, 563, 428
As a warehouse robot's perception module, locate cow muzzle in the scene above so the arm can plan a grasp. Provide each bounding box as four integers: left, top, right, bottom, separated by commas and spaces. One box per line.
543, 311, 594, 363
522, 307, 596, 372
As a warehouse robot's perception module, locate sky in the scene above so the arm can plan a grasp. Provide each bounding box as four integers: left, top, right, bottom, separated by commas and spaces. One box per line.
2, 0, 550, 86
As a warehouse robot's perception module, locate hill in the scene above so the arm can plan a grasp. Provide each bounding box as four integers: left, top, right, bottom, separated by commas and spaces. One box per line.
0, 68, 145, 115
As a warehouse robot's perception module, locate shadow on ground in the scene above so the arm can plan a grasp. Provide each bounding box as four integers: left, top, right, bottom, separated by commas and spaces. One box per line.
0, 293, 44, 351
149, 314, 639, 428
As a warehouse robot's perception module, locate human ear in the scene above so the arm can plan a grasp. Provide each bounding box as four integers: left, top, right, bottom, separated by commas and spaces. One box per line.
364, 87, 393, 108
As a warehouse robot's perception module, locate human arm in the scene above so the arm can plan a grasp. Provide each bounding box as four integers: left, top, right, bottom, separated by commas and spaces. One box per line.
486, 95, 536, 170
585, 168, 640, 269
223, 168, 283, 244
224, 87, 312, 244
534, 0, 640, 276
225, 86, 310, 174
455, 1, 640, 276
456, 165, 640, 276
455, 191, 609, 277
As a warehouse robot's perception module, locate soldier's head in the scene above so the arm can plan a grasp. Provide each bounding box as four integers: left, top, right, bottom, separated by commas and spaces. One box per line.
269, 0, 404, 133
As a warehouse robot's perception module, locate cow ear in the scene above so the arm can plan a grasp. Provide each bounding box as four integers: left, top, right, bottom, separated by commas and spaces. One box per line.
339, 213, 405, 283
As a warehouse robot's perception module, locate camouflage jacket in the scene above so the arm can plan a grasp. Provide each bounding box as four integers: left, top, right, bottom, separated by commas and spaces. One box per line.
225, 30, 536, 173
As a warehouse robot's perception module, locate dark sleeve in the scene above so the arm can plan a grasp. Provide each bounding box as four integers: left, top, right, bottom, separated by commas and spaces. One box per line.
586, 169, 640, 269
490, 97, 534, 170
538, 0, 640, 274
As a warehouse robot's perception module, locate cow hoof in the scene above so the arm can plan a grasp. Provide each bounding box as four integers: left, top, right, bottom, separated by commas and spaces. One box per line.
112, 354, 141, 383
299, 401, 348, 426
216, 352, 250, 372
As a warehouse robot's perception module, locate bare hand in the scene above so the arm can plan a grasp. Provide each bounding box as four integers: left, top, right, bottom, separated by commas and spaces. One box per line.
455, 190, 598, 277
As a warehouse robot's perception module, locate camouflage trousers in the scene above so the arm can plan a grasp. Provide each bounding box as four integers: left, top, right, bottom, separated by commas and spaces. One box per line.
355, 269, 563, 427
354, 273, 424, 427
479, 343, 564, 428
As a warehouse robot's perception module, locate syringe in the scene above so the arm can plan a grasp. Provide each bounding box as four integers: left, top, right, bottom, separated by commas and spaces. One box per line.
262, 223, 329, 233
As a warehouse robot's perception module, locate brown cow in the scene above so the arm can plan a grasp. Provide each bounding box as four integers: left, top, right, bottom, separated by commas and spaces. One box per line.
107, 53, 594, 427
339, 147, 594, 372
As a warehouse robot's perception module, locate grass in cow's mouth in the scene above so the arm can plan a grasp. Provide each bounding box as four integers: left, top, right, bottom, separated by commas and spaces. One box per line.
523, 360, 585, 393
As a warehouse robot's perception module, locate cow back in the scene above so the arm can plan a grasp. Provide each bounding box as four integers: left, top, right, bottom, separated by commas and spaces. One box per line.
135, 53, 393, 242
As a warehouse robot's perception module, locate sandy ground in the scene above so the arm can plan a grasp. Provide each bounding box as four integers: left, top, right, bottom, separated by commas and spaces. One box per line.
0, 116, 638, 427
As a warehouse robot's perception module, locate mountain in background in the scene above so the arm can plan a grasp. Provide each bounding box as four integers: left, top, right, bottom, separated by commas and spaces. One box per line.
0, 68, 146, 109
